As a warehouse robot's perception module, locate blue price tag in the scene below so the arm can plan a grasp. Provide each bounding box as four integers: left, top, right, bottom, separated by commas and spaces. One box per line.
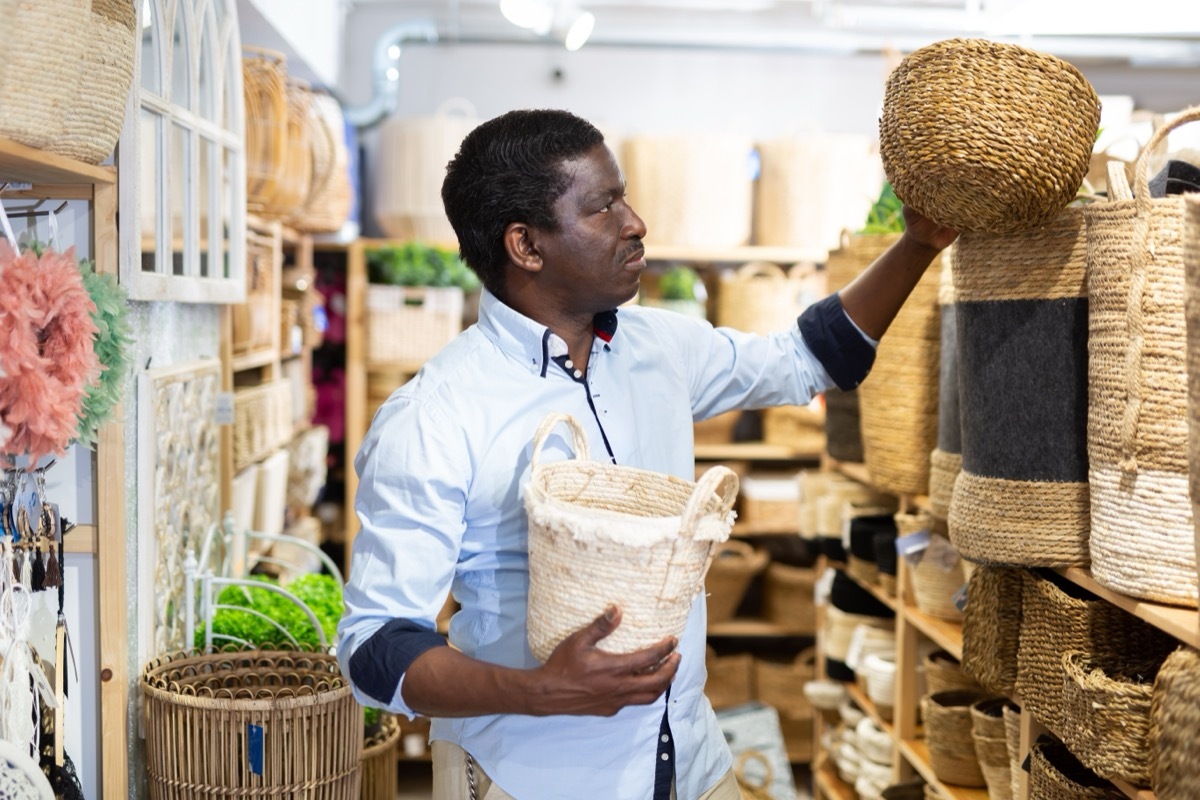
895, 529, 931, 557
247, 723, 264, 776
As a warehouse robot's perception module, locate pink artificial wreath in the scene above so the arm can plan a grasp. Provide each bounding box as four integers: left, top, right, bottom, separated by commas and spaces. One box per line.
0, 242, 101, 463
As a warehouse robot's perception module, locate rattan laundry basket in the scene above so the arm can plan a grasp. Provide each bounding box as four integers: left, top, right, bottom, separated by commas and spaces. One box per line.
142, 647, 361, 799
525, 413, 738, 660
1086, 107, 1200, 607
880, 38, 1101, 234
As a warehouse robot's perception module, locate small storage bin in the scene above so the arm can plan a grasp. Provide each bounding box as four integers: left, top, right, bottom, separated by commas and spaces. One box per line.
739, 473, 803, 534
360, 714, 401, 800
365, 284, 463, 366
705, 540, 769, 624
921, 690, 990, 788
761, 563, 817, 634
704, 647, 756, 711
1150, 646, 1200, 798
1027, 738, 1123, 800
961, 566, 1024, 696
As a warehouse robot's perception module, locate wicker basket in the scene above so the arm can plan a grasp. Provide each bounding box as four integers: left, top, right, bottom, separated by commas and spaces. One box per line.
623, 133, 754, 249
525, 413, 738, 659
1189, 197, 1200, 612
761, 562, 817, 634
1086, 108, 1200, 607
234, 380, 294, 472
289, 92, 353, 234
244, 48, 291, 211
960, 566, 1023, 697
924, 650, 981, 696
738, 473, 802, 534
930, 252, 961, 520
1150, 646, 1200, 798
1014, 570, 1176, 737
754, 648, 816, 719
971, 698, 1017, 798
142, 647, 361, 799
1004, 703, 1023, 800
704, 540, 769, 624
259, 81, 313, 217
897, 512, 964, 622
921, 690, 990, 788
233, 225, 279, 355
716, 262, 814, 335
880, 38, 1100, 234
360, 715, 401, 800
1028, 739, 1124, 800
704, 647, 755, 710
365, 284, 463, 366
949, 206, 1091, 568
1059, 649, 1162, 786
762, 404, 825, 453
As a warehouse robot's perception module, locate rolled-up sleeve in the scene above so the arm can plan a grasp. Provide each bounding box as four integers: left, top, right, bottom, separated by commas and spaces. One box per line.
336, 395, 468, 717
798, 294, 878, 390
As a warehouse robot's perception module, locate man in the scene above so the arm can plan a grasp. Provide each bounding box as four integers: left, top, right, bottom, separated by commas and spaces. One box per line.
338, 108, 956, 799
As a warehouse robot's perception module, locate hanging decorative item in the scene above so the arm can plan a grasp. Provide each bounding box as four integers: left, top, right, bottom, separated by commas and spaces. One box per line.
75, 259, 133, 447
0, 242, 100, 463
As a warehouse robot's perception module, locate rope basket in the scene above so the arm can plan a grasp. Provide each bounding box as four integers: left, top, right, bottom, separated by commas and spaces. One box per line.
1004, 703, 1023, 800
971, 697, 1018, 797
1028, 739, 1124, 800
930, 251, 961, 520
704, 646, 755, 710
233, 380, 294, 472
142, 647, 361, 799
858, 250, 942, 496
1087, 108, 1200, 607
704, 540, 769, 624
1150, 646, 1200, 797
949, 205, 1092, 568
961, 566, 1024, 696
921, 690, 991, 788
623, 133, 754, 248
880, 38, 1100, 234
754, 648, 816, 719
244, 48, 290, 211
360, 714, 401, 800
924, 650, 981, 696
1014, 570, 1176, 737
898, 512, 964, 622
862, 652, 897, 722
525, 413, 738, 660
716, 262, 814, 335
1188, 196, 1200, 600
761, 562, 817, 634
1059, 649, 1162, 786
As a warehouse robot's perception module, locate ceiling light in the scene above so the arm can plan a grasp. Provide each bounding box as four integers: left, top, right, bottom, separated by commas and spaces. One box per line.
501, 0, 595, 49
559, 7, 595, 51
500, 0, 554, 34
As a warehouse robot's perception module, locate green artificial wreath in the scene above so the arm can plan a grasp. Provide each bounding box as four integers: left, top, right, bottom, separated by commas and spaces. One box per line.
76, 260, 134, 447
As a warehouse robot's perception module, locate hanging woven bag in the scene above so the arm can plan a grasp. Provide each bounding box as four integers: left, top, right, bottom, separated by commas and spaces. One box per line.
524, 413, 738, 660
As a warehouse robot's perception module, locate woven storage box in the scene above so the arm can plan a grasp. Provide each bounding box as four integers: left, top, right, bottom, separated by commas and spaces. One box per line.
1085, 108, 1200, 607
704, 647, 756, 710
1014, 570, 1176, 737
234, 380, 294, 472
921, 690, 990, 788
930, 251, 961, 520
880, 38, 1100, 234
950, 206, 1092, 568
924, 650, 981, 696
233, 225, 278, 355
1150, 646, 1200, 798
525, 413, 738, 659
1189, 196, 1200, 607
374, 99, 477, 243
244, 48, 291, 211
1059, 649, 1163, 786
1028, 739, 1124, 800
761, 562, 817, 634
754, 648, 816, 719
142, 647, 361, 799
623, 133, 754, 248
858, 250, 942, 496
961, 566, 1024, 696
716, 262, 816, 335
739, 473, 802, 534
365, 284, 463, 365
704, 540, 769, 624
360, 714, 401, 800
762, 404, 825, 454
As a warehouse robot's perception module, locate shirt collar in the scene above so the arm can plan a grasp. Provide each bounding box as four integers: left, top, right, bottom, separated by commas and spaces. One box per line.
475, 288, 620, 375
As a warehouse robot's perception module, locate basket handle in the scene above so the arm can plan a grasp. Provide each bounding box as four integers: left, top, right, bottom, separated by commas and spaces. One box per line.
530, 413, 589, 469
1110, 104, 1200, 475
734, 261, 788, 281
681, 465, 739, 533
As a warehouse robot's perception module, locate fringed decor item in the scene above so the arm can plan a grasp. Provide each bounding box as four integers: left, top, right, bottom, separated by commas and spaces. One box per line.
1150, 646, 1200, 798
949, 205, 1091, 567
960, 566, 1024, 697
1027, 738, 1124, 800
929, 249, 961, 520
73, 253, 133, 447
1085, 107, 1200, 606
880, 38, 1100, 234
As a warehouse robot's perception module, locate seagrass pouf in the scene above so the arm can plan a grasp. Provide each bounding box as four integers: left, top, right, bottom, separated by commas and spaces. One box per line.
881, 38, 1101, 235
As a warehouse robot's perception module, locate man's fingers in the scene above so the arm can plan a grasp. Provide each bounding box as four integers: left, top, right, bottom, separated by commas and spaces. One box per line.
572, 605, 621, 648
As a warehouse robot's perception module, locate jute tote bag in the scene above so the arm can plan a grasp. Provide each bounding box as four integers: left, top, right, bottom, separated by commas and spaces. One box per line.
929, 250, 962, 520
1185, 194, 1200, 607
948, 205, 1091, 567
1085, 107, 1200, 607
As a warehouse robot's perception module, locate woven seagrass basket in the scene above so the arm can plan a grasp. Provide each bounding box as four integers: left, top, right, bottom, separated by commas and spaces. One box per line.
244, 48, 291, 211
1004, 703, 1023, 800
961, 566, 1024, 697
525, 413, 738, 660
929, 250, 961, 520
921, 690, 990, 788
716, 262, 817, 335
898, 512, 964, 622
1028, 739, 1124, 800
704, 540, 769, 624
1188, 196, 1200, 605
360, 714, 401, 800
880, 38, 1100, 234
1086, 107, 1200, 607
754, 648, 816, 720
1150, 646, 1200, 797
924, 650, 981, 696
704, 646, 755, 710
142, 647, 361, 799
761, 563, 818, 634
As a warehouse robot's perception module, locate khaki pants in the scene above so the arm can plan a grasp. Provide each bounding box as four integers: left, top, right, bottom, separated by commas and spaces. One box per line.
431, 740, 744, 799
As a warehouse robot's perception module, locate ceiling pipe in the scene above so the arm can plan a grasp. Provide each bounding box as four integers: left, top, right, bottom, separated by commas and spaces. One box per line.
340, 19, 439, 130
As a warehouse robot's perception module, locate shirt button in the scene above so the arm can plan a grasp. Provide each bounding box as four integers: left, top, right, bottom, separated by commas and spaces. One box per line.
564, 360, 574, 369
661, 734, 670, 744
573, 369, 583, 379
661, 753, 670, 761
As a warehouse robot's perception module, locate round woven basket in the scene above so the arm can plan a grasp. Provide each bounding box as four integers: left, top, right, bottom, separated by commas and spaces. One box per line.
1004, 703, 1023, 800
244, 48, 290, 211
880, 38, 1100, 234
360, 714, 401, 800
761, 562, 818, 634
923, 650, 981, 696
1086, 107, 1200, 607
704, 646, 755, 710
525, 413, 738, 660
897, 512, 964, 622
705, 539, 769, 624
960, 566, 1024, 697
921, 690, 990, 788
1059, 649, 1162, 786
1028, 739, 1124, 800
754, 648, 816, 719
142, 647, 361, 799
716, 261, 815, 335
1150, 646, 1200, 797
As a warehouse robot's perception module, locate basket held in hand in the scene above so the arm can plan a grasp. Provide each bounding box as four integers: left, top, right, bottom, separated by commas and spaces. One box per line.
525, 413, 739, 661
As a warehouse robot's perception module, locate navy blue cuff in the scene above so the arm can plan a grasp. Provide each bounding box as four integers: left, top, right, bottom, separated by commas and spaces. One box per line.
348, 618, 449, 705
798, 294, 877, 391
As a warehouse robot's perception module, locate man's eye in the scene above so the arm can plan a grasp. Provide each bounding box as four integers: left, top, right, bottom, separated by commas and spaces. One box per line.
599, 202, 612, 213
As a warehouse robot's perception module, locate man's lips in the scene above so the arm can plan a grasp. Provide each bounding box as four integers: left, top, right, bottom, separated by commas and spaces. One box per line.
623, 247, 646, 267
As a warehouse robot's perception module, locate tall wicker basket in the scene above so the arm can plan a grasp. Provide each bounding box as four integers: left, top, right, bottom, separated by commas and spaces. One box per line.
360, 715, 401, 800
142, 647, 362, 799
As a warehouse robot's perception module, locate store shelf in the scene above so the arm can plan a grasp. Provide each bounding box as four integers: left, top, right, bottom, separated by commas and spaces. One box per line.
0, 136, 115, 185
826, 458, 930, 512
898, 738, 990, 800
365, 360, 426, 376
846, 682, 895, 739
231, 347, 279, 373
1056, 567, 1200, 649
814, 760, 857, 800
695, 443, 821, 461
1110, 777, 1157, 800
645, 244, 820, 264
902, 603, 963, 662
706, 619, 813, 637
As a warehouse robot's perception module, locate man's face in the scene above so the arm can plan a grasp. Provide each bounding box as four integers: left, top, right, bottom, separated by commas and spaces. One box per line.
532, 143, 648, 314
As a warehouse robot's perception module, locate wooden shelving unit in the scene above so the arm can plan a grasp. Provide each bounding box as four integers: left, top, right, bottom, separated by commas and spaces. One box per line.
0, 136, 126, 797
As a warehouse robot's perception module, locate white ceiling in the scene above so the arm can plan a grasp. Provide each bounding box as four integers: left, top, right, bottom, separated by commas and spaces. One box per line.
345, 0, 1200, 66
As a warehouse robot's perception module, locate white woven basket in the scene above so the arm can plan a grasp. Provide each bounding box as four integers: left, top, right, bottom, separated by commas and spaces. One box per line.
525, 413, 738, 660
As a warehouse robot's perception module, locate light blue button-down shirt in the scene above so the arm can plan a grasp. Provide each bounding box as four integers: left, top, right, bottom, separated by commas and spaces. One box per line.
338, 288, 856, 799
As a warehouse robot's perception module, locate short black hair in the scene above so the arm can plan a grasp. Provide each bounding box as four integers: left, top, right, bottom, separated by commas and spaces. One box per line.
441, 109, 605, 295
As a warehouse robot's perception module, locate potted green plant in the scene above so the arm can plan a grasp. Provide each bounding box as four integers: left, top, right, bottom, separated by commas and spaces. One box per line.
642, 265, 708, 319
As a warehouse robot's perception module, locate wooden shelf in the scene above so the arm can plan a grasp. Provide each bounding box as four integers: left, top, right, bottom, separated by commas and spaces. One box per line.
898, 738, 991, 800
843, 568, 900, 614
902, 603, 964, 662
706, 619, 813, 637
1110, 777, 1157, 799
0, 135, 115, 185
826, 458, 930, 512
1056, 567, 1200, 649
846, 682, 895, 739
813, 760, 857, 800
695, 443, 821, 461
231, 348, 278, 373
645, 244, 822, 264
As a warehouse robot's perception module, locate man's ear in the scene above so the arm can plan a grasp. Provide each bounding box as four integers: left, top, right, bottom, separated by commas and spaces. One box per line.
504, 223, 542, 274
